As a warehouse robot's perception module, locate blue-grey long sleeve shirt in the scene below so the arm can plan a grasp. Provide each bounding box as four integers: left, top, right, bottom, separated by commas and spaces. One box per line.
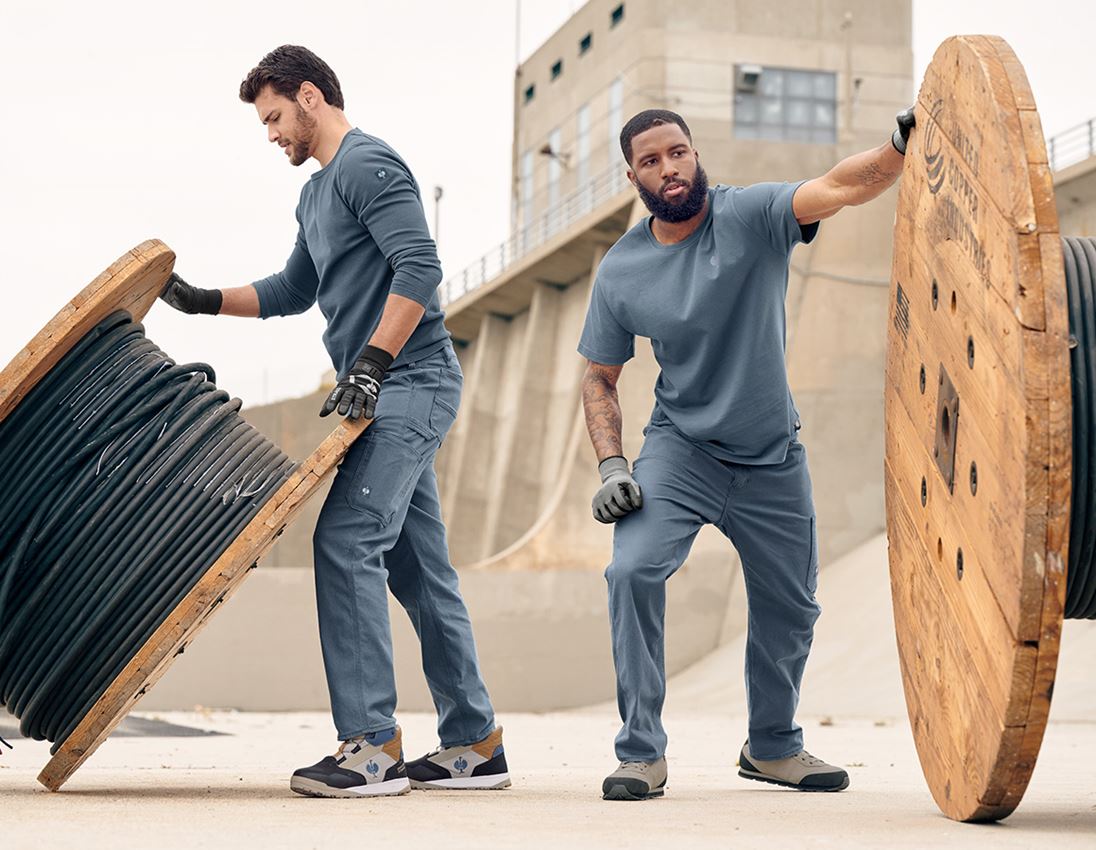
253, 129, 450, 378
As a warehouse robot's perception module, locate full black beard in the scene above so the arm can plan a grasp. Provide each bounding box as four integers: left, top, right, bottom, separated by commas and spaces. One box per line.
636, 164, 709, 223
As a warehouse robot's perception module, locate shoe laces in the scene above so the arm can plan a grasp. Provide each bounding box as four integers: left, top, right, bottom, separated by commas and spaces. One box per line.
620, 760, 651, 774
336, 736, 365, 757
796, 750, 826, 767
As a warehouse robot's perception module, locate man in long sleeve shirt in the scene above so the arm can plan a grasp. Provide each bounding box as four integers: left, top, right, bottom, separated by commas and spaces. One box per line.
161, 45, 508, 798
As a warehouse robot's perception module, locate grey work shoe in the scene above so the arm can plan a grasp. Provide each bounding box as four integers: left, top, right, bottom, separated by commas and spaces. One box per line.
290, 727, 411, 798
738, 742, 849, 792
406, 726, 511, 790
602, 757, 667, 800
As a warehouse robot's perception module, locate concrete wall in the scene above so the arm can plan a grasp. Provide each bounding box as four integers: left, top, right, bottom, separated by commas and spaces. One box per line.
149, 0, 920, 711
1056, 156, 1096, 237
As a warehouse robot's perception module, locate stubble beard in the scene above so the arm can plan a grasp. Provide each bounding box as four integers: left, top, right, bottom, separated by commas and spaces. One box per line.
288, 104, 317, 167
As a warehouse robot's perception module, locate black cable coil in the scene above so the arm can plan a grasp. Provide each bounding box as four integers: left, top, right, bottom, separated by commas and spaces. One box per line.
0, 311, 296, 750
1064, 236, 1096, 619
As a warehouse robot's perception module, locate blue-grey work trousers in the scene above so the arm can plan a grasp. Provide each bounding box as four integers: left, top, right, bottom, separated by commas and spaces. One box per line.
312, 345, 495, 746
607, 422, 821, 762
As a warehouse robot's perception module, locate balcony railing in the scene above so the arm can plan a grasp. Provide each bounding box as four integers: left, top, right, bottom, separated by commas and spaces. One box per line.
1048, 117, 1096, 173
439, 163, 630, 307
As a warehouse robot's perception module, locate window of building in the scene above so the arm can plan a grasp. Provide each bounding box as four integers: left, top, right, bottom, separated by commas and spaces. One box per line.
733, 65, 836, 143
524, 84, 535, 104
577, 103, 593, 213
551, 59, 563, 80
547, 128, 562, 210
577, 104, 592, 179
610, 3, 624, 27
579, 33, 592, 55
521, 149, 534, 228
608, 76, 624, 152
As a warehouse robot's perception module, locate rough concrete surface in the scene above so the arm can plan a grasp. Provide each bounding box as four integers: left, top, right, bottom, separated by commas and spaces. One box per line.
2, 710, 1095, 849
4, 533, 1096, 847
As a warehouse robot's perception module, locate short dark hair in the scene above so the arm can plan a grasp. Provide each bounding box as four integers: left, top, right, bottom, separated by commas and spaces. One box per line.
239, 45, 345, 110
619, 109, 692, 165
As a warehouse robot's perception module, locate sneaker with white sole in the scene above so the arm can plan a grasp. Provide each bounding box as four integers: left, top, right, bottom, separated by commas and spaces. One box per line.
406, 726, 511, 790
738, 742, 849, 791
602, 757, 667, 801
290, 726, 410, 798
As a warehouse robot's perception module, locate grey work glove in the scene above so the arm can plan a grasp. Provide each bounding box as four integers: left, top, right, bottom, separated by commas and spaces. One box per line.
160, 272, 223, 315
891, 106, 916, 155
592, 456, 643, 524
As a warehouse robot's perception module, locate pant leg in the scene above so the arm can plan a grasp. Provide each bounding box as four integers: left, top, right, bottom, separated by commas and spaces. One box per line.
386, 463, 494, 747
606, 425, 726, 762
717, 439, 821, 760
312, 365, 441, 741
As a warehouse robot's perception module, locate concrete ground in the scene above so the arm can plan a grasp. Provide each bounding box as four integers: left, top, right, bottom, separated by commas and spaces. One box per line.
2, 708, 1095, 849
4, 536, 1095, 847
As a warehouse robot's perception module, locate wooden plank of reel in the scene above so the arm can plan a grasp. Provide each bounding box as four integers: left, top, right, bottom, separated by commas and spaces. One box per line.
0, 240, 367, 790
885, 36, 1070, 822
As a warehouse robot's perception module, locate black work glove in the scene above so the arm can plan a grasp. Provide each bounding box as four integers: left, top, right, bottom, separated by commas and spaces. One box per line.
891, 107, 916, 155
320, 345, 393, 421
160, 272, 223, 315
592, 456, 643, 524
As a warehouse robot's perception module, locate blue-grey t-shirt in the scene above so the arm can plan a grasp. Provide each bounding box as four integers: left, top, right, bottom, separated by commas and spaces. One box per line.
577, 182, 818, 465
253, 129, 450, 378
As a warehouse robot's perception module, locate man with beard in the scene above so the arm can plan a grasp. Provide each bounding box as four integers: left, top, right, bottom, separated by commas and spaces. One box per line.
580, 108, 914, 800
159, 45, 508, 798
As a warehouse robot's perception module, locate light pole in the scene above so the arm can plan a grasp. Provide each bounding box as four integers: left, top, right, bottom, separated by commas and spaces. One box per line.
433, 185, 444, 249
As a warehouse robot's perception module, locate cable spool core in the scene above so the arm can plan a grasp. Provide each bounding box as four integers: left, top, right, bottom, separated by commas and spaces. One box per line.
0, 311, 296, 749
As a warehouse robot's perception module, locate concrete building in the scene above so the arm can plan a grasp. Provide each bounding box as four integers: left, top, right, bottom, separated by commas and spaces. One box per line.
145, 0, 961, 714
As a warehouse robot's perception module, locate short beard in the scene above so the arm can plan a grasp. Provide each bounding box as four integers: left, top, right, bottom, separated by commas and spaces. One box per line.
636, 164, 710, 223
288, 104, 317, 166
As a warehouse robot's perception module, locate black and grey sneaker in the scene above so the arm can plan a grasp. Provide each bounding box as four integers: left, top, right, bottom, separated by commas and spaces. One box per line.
406, 726, 511, 790
738, 742, 849, 792
290, 726, 410, 798
602, 757, 667, 801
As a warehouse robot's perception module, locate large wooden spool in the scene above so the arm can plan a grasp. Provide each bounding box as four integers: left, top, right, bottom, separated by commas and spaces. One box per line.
0, 240, 366, 790
885, 36, 1069, 822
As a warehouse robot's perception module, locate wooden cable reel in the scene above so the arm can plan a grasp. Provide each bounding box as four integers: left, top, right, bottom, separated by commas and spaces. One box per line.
0, 240, 366, 790
885, 36, 1081, 822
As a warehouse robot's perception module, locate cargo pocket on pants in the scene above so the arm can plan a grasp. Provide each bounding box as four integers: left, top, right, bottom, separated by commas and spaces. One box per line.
344, 425, 436, 525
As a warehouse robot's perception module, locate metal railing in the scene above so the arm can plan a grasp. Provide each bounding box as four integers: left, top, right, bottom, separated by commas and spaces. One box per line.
1048, 117, 1096, 173
439, 163, 630, 307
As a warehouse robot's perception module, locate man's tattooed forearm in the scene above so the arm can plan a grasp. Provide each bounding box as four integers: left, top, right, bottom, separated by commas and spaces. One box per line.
582, 368, 624, 460
855, 162, 897, 186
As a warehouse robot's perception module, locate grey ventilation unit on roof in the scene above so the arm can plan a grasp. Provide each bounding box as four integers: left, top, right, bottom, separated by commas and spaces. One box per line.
735, 64, 762, 93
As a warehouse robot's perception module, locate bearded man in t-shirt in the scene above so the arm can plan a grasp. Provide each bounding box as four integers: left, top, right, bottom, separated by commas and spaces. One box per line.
579, 107, 914, 800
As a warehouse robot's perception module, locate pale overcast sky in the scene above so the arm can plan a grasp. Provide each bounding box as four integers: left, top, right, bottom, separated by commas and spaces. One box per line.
1, 0, 1092, 405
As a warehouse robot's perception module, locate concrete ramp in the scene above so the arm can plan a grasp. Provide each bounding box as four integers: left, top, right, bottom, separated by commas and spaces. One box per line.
666, 533, 1096, 722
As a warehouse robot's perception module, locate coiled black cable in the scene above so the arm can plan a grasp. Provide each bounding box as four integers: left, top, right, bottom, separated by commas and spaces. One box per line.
1064, 236, 1096, 619
0, 311, 296, 750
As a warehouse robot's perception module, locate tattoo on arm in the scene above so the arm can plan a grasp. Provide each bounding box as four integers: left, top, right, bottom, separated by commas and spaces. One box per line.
582, 362, 624, 461
855, 162, 897, 186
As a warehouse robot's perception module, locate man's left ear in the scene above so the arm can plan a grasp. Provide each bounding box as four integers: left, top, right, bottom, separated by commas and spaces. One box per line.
298, 82, 319, 109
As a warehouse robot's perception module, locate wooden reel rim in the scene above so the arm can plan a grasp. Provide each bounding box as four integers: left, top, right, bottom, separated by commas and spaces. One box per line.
885, 36, 1070, 822
0, 240, 366, 789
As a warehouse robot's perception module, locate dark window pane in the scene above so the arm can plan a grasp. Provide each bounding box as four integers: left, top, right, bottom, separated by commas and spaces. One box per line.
759, 69, 783, 97
611, 3, 624, 27
813, 73, 836, 99
786, 71, 813, 98
761, 98, 783, 125
736, 97, 760, 124
580, 33, 592, 54
787, 99, 811, 127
